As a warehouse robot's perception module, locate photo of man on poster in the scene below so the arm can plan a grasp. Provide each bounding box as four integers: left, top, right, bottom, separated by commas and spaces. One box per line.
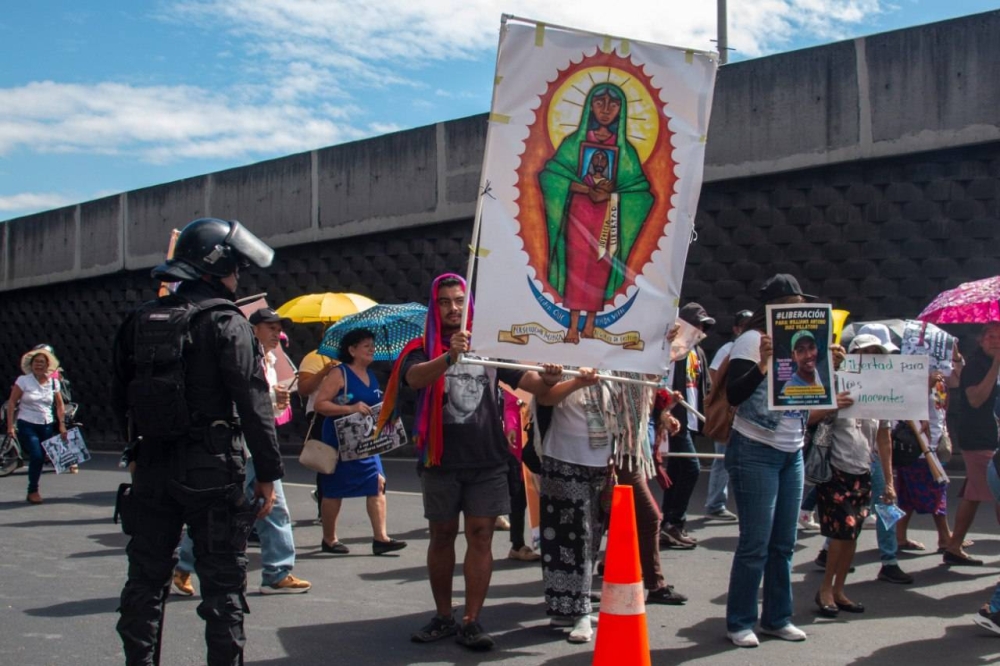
767, 303, 835, 410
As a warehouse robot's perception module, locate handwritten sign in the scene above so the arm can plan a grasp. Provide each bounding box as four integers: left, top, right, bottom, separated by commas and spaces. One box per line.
837, 354, 930, 420
333, 402, 408, 462
39, 427, 90, 474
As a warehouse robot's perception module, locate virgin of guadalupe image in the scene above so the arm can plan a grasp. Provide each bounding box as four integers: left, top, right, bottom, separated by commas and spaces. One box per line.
539, 82, 654, 344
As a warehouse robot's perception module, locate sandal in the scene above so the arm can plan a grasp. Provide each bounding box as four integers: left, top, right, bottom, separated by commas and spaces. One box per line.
899, 539, 926, 551
937, 540, 975, 553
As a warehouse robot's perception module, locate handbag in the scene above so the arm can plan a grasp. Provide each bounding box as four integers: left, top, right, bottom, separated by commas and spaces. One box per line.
891, 421, 923, 469
702, 356, 736, 443
298, 414, 338, 474
936, 430, 953, 465
804, 417, 834, 485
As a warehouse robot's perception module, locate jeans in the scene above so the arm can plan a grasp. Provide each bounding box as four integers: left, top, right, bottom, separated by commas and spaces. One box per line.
660, 430, 700, 529
17, 420, 54, 494
177, 458, 296, 586
869, 456, 899, 566
704, 441, 729, 513
724, 430, 803, 633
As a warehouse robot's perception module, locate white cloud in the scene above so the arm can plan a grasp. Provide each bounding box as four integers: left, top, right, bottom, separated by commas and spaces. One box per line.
0, 81, 368, 162
0, 191, 79, 213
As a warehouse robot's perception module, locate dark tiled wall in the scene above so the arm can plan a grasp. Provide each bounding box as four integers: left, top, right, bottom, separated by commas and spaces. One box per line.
2, 140, 998, 448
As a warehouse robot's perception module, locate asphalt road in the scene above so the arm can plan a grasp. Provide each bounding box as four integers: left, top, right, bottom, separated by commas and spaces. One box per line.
5, 453, 1000, 665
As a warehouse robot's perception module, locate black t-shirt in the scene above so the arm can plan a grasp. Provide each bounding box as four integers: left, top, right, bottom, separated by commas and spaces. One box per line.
958, 349, 999, 450
403, 350, 525, 469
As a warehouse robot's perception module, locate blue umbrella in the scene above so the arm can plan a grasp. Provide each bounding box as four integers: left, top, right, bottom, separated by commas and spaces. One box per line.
319, 303, 428, 362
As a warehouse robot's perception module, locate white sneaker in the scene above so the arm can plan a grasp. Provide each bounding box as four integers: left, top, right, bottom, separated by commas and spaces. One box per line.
550, 614, 596, 628
727, 629, 759, 648
798, 511, 820, 530
568, 615, 594, 643
760, 623, 807, 641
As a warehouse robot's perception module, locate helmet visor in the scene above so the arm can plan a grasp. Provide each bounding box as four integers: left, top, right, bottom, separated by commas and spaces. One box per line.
226, 221, 274, 269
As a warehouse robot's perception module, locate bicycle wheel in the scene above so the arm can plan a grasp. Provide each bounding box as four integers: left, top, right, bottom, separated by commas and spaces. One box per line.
0, 435, 21, 477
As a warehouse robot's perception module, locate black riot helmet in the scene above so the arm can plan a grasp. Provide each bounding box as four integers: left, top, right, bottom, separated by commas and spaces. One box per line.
151, 218, 274, 282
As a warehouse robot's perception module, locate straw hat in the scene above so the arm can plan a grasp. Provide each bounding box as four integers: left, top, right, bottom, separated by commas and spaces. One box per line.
20, 348, 60, 375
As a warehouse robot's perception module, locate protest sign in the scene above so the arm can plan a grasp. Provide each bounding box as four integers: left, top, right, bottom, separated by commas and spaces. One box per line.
901, 320, 955, 375
471, 16, 717, 374
333, 403, 407, 462
837, 354, 930, 420
767, 304, 835, 410
40, 427, 90, 474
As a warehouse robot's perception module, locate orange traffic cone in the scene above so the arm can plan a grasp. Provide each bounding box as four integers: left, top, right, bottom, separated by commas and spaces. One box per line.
593, 484, 651, 666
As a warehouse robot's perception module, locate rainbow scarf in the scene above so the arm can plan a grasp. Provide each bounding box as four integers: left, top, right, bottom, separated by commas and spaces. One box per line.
377, 273, 473, 467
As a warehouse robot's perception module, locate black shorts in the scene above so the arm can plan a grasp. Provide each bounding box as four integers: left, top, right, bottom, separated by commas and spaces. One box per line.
420, 464, 510, 522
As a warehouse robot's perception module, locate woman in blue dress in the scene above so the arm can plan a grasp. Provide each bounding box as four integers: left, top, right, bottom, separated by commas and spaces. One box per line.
313, 328, 407, 556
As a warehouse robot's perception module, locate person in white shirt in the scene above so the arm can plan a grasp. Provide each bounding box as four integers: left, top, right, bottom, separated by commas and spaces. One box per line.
6, 347, 67, 504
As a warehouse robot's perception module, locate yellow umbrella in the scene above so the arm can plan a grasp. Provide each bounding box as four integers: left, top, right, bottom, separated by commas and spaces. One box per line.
276, 293, 378, 324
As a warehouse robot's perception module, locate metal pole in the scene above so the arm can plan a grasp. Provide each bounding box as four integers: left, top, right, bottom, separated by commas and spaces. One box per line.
717, 0, 729, 64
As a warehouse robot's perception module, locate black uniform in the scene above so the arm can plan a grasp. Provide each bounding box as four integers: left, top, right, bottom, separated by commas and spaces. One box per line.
112, 279, 284, 666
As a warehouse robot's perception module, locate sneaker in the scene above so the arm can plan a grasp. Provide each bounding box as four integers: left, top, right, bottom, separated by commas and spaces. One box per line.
974, 607, 1000, 636
568, 615, 593, 643
259, 574, 311, 595
494, 515, 511, 531
172, 570, 194, 596
647, 585, 688, 605
660, 526, 697, 550
372, 538, 407, 555
727, 629, 759, 648
760, 623, 807, 641
411, 614, 458, 643
798, 511, 820, 530
877, 564, 914, 584
707, 508, 738, 522
456, 620, 496, 651
508, 546, 541, 562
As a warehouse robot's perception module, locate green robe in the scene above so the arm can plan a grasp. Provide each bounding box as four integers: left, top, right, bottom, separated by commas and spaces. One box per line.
539, 83, 654, 304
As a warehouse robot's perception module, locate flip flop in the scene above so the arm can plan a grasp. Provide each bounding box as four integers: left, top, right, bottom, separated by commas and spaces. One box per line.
899, 540, 926, 551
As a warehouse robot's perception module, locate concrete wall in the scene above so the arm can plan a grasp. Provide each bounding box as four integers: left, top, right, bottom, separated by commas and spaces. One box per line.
2, 11, 998, 292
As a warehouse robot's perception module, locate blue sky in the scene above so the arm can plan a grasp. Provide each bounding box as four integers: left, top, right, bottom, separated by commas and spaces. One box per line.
1, 0, 997, 221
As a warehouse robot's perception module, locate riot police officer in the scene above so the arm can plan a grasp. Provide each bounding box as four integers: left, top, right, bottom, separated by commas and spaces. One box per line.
112, 218, 284, 666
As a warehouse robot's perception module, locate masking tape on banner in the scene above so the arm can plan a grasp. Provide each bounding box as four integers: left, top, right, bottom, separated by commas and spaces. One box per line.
685, 50, 694, 64
494, 75, 503, 86
535, 23, 545, 47
620, 39, 630, 55
601, 581, 646, 616
699, 135, 707, 143
489, 113, 511, 124
602, 36, 612, 53
469, 245, 490, 257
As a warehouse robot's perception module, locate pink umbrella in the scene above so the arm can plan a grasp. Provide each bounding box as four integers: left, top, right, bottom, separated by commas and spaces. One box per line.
917, 276, 1000, 324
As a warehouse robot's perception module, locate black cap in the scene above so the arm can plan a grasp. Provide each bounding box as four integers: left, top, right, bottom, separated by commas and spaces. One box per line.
679, 302, 716, 329
758, 274, 815, 303
734, 310, 753, 326
249, 307, 289, 326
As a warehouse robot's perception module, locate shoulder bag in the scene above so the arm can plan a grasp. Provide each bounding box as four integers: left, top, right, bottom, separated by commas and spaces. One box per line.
702, 355, 736, 443
299, 413, 338, 474
804, 416, 835, 485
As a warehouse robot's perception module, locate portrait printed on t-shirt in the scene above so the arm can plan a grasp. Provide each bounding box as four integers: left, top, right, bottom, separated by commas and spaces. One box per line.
443, 362, 492, 426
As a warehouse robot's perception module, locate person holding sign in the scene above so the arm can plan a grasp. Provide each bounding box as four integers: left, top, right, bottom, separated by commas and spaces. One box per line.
313, 328, 407, 557
811, 340, 894, 618
722, 274, 812, 648
6, 347, 67, 504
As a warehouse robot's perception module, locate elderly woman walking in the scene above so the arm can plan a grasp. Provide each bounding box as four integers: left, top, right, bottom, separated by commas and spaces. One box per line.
6, 347, 68, 504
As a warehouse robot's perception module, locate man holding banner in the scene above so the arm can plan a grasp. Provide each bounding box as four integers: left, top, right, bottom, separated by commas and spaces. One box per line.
386, 274, 563, 651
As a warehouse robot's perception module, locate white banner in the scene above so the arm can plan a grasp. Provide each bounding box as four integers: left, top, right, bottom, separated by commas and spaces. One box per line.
471, 17, 717, 374
837, 354, 930, 421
